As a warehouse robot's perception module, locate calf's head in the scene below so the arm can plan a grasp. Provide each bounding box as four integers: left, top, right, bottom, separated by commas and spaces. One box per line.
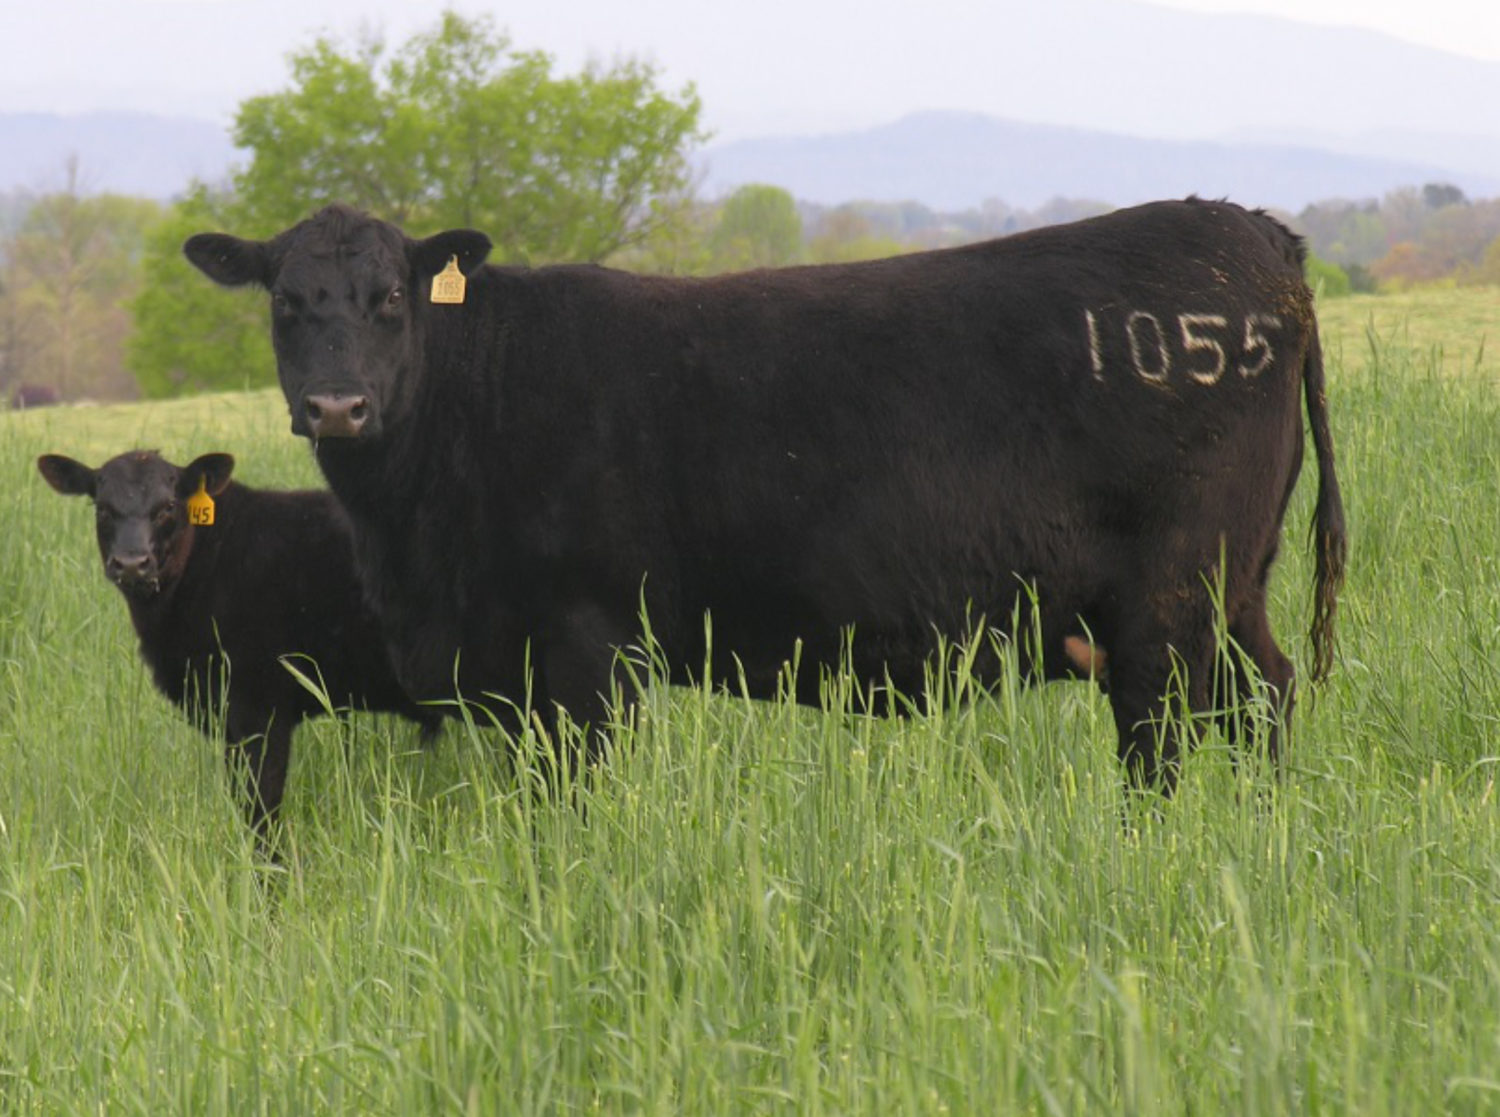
38, 451, 235, 598
182, 204, 491, 442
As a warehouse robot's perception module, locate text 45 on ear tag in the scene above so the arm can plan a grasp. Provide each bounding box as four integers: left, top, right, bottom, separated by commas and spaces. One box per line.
430, 255, 467, 305
187, 476, 215, 526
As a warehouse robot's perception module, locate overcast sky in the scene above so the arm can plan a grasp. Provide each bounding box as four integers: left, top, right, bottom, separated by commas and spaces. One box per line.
1156, 0, 1500, 60
3, 0, 1498, 142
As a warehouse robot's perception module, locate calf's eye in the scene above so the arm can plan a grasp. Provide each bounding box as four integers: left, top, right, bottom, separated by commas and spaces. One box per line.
384, 286, 405, 312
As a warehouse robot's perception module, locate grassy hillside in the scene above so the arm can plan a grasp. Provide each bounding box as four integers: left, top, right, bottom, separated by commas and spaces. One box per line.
1316, 285, 1500, 380
3, 322, 1500, 1113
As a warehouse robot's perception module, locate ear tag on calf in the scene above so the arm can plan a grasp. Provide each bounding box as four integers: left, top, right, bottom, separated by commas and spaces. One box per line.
430, 255, 467, 305
187, 476, 216, 526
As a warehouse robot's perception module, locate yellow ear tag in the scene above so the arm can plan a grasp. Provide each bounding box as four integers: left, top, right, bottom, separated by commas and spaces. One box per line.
430, 255, 467, 305
187, 476, 215, 527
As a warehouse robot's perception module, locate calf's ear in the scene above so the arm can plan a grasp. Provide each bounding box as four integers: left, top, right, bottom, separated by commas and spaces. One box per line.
410, 229, 492, 279
179, 453, 236, 498
37, 454, 96, 497
183, 233, 272, 288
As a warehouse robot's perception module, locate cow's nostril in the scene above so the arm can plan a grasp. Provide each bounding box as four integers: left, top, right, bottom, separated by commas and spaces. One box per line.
350, 401, 368, 423
305, 399, 324, 422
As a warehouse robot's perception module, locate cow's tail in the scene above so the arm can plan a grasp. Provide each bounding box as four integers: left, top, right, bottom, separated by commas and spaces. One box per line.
1303, 325, 1347, 685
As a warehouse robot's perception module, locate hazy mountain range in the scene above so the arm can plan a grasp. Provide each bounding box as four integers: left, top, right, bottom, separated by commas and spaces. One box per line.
2, 106, 1492, 218
699, 112, 1500, 212
3, 0, 1498, 215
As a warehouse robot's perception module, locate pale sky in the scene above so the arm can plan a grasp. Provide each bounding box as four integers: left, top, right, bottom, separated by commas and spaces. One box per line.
2, 0, 1498, 141
1155, 0, 1500, 61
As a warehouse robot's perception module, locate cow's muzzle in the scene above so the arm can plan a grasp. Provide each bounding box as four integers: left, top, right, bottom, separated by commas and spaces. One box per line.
304, 394, 370, 440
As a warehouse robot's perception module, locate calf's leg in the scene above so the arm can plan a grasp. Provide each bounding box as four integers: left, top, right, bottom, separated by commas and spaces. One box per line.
224, 714, 293, 856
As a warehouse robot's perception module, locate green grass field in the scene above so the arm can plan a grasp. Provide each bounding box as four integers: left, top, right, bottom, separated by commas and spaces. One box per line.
4, 290, 1500, 1113
1316, 285, 1500, 382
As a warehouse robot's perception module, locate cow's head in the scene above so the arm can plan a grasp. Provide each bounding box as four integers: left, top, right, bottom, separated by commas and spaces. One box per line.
38, 451, 235, 598
183, 205, 491, 442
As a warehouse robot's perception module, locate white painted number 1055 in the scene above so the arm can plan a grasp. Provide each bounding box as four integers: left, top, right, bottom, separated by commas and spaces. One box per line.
1085, 310, 1282, 386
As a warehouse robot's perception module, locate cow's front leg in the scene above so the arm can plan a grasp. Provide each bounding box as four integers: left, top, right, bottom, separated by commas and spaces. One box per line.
538, 600, 639, 770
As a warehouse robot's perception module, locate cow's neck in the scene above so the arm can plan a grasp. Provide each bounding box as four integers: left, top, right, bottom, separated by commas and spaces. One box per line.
315, 289, 503, 516
310, 304, 506, 685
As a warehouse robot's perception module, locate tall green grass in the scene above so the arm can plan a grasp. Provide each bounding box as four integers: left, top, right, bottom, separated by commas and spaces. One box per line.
4, 334, 1500, 1114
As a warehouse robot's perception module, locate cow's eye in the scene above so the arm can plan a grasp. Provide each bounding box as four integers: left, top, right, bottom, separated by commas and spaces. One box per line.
155, 503, 178, 526
271, 293, 291, 315
383, 285, 405, 312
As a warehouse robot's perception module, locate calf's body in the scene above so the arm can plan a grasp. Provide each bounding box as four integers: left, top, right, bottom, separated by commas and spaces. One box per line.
39, 451, 437, 843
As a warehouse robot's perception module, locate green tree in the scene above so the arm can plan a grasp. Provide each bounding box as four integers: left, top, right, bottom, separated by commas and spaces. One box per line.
1423, 182, 1467, 210
608, 196, 716, 275
1304, 254, 1351, 299
233, 11, 703, 260
129, 10, 705, 397
128, 188, 272, 399
707, 184, 804, 271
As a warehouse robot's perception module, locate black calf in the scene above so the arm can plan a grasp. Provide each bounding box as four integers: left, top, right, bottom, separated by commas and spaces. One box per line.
38, 450, 439, 850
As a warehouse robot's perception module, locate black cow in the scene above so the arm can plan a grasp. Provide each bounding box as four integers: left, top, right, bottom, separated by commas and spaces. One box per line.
38, 450, 439, 845
184, 197, 1346, 791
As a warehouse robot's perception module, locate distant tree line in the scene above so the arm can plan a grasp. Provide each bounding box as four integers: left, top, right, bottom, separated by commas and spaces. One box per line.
1294, 184, 1500, 292
3, 11, 1500, 403
631, 182, 1500, 301
0, 162, 160, 403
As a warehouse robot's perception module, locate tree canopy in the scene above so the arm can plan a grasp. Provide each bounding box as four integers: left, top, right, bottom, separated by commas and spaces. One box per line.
232, 12, 703, 261
127, 187, 272, 399
706, 184, 804, 270
129, 10, 704, 397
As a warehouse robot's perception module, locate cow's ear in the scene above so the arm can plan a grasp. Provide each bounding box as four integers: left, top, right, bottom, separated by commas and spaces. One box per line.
179, 453, 235, 498
183, 233, 272, 288
37, 454, 96, 497
410, 229, 492, 279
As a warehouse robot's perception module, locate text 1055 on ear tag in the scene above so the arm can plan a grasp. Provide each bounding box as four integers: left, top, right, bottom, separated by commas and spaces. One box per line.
187, 476, 215, 526
430, 256, 467, 305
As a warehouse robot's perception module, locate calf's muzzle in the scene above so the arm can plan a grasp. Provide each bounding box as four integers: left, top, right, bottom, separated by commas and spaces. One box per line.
107, 551, 155, 588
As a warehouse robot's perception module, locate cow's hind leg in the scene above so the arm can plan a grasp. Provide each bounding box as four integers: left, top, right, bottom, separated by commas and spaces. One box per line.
1221, 596, 1295, 770
1105, 600, 1218, 797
